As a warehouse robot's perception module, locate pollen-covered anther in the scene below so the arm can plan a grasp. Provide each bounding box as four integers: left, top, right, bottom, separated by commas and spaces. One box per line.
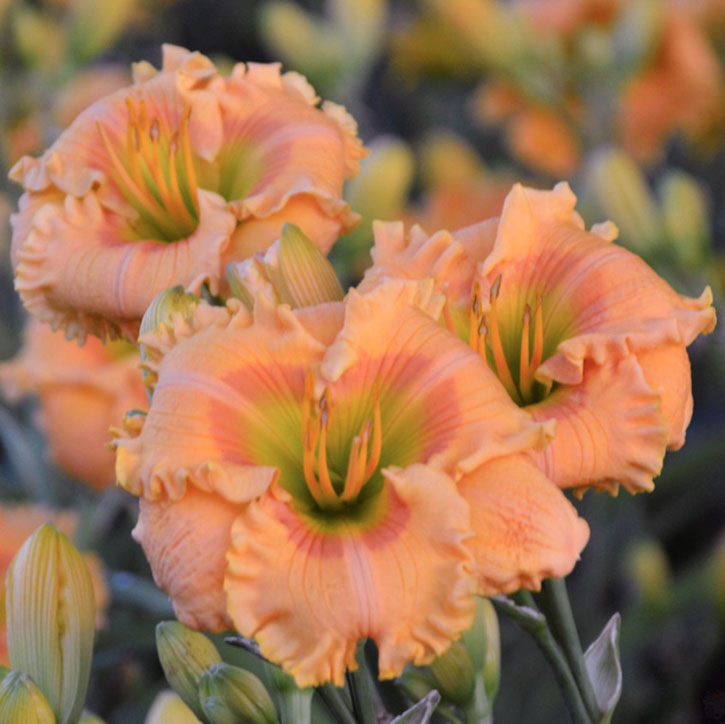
301, 371, 382, 510
96, 99, 200, 241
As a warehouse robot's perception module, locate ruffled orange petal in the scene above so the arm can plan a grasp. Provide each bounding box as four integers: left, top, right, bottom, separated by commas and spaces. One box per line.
133, 488, 238, 632
114, 297, 335, 502
360, 220, 497, 303
458, 455, 590, 594
321, 280, 553, 478
528, 357, 669, 494
12, 189, 236, 341
479, 183, 715, 385
224, 467, 476, 687
635, 344, 693, 451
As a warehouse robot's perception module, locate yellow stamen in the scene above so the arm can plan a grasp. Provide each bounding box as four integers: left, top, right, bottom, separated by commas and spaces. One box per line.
486, 275, 522, 404
469, 280, 482, 351
519, 304, 533, 400
316, 395, 338, 502
364, 396, 382, 480
530, 294, 544, 376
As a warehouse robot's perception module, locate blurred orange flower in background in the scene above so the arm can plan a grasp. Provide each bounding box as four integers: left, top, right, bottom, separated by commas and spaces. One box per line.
0, 503, 108, 666
0, 319, 147, 489
9, 44, 364, 342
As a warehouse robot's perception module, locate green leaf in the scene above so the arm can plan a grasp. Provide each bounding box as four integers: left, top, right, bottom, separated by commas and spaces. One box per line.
584, 613, 622, 724
391, 690, 441, 723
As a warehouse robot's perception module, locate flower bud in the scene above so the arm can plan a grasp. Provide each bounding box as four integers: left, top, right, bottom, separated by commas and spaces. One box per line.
144, 690, 200, 724
612, 0, 665, 74
0, 670, 56, 724
625, 539, 671, 607
139, 286, 200, 340
659, 170, 711, 269
419, 132, 483, 189
583, 148, 662, 256
429, 642, 474, 705
6, 524, 96, 724
67, 0, 137, 63
155, 621, 222, 720
396, 668, 436, 703
79, 711, 106, 723
198, 663, 278, 724
0, 666, 10, 685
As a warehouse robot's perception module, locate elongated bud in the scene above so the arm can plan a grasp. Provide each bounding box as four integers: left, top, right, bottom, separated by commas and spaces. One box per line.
198, 663, 278, 724
0, 671, 55, 724
275, 224, 344, 307
659, 171, 711, 269
626, 539, 671, 607
583, 148, 662, 256
155, 621, 222, 720
396, 668, 436, 703
67, 0, 136, 64
226, 264, 255, 309
144, 690, 200, 724
429, 642, 474, 705
6, 524, 95, 724
612, 0, 665, 74
79, 711, 106, 723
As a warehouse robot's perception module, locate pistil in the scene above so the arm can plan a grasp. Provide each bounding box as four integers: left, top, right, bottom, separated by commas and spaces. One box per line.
301, 372, 383, 511
97, 99, 200, 241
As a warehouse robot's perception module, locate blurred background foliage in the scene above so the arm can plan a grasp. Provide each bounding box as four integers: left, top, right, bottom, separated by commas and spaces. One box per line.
0, 0, 724, 722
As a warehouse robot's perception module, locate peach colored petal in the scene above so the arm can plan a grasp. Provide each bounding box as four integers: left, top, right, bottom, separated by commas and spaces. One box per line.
458, 455, 589, 594
528, 357, 669, 495
0, 320, 147, 489
114, 298, 328, 501
360, 220, 498, 302
12, 189, 236, 341
224, 468, 476, 688
635, 344, 693, 450
479, 183, 716, 385
133, 488, 238, 632
321, 280, 554, 477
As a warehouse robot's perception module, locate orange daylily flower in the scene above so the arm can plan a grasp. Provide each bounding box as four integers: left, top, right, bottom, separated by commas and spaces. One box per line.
0, 504, 109, 666
113, 280, 587, 686
362, 183, 715, 495
0, 319, 147, 490
9, 45, 364, 342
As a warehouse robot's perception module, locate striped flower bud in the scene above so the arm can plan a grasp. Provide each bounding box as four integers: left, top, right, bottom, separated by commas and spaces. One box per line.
0, 670, 56, 724
198, 663, 277, 724
5, 524, 95, 724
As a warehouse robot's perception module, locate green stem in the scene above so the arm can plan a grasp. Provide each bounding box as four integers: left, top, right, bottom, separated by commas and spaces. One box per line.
347, 657, 379, 724
539, 579, 600, 722
317, 684, 356, 724
493, 593, 592, 724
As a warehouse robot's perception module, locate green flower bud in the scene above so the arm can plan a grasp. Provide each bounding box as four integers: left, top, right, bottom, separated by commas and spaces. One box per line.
419, 132, 483, 189
626, 539, 671, 607
144, 690, 200, 724
0, 671, 55, 724
155, 621, 222, 720
67, 0, 137, 64
612, 0, 665, 75
198, 663, 278, 724
659, 170, 711, 269
226, 264, 255, 310
79, 711, 106, 723
429, 643, 474, 706
6, 524, 96, 724
396, 668, 436, 703
583, 148, 662, 256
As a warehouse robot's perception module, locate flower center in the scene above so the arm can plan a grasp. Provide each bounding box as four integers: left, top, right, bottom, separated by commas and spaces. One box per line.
301, 372, 382, 513
97, 99, 200, 242
462, 275, 554, 406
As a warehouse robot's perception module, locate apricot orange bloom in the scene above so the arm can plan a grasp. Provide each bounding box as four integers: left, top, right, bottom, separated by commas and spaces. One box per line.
9, 44, 364, 342
362, 183, 716, 495
0, 319, 147, 490
113, 280, 588, 686
0, 504, 109, 666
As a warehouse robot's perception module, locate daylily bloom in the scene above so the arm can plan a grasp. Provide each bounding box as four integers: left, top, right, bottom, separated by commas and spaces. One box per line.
9, 44, 364, 341
362, 183, 716, 495
113, 279, 588, 687
0, 319, 148, 489
0, 504, 108, 666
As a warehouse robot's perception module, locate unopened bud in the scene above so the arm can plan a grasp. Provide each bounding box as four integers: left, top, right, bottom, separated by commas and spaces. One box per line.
139, 286, 200, 339
79, 711, 107, 723
198, 663, 278, 724
144, 690, 200, 724
226, 264, 255, 309
625, 539, 670, 607
583, 148, 662, 256
155, 621, 222, 720
67, 0, 137, 64
612, 0, 665, 74
659, 170, 711, 269
0, 670, 55, 724
429, 642, 474, 705
419, 132, 483, 189
6, 524, 95, 724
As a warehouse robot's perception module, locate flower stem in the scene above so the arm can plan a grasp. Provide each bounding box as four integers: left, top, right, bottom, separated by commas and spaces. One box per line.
318, 683, 356, 724
347, 644, 379, 724
492, 592, 592, 724
538, 578, 600, 722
